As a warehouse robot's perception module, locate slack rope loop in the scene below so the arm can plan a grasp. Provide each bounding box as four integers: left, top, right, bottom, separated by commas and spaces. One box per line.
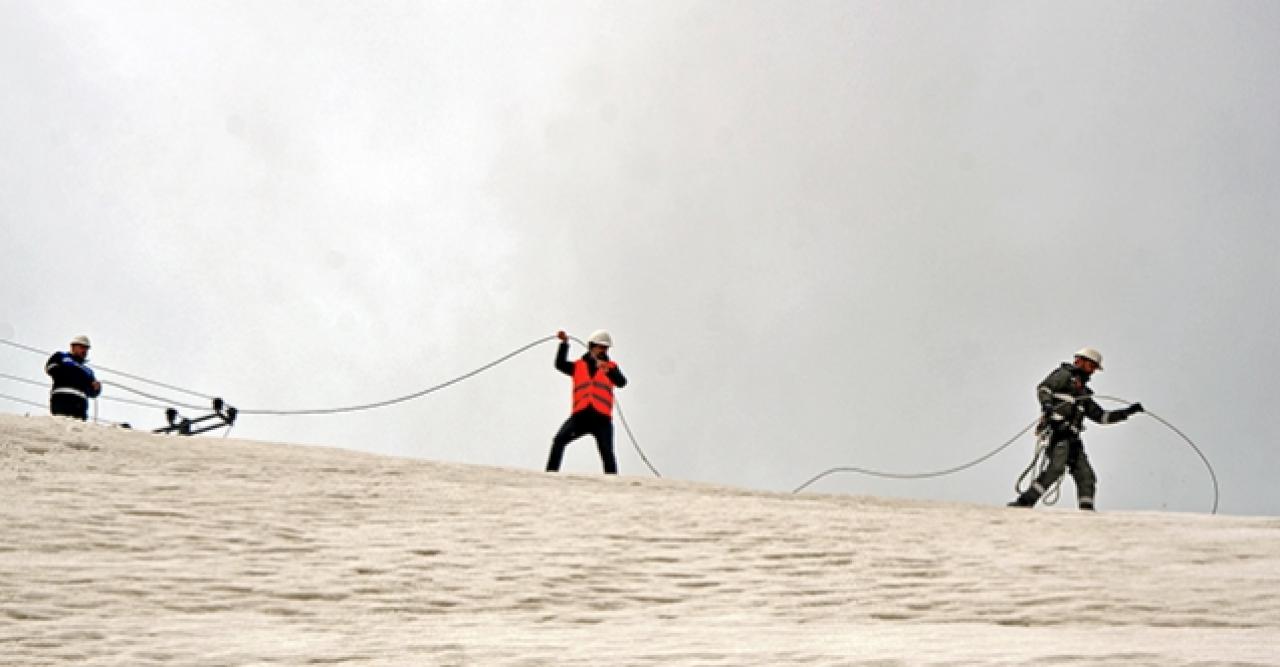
792, 419, 1038, 494
1095, 395, 1219, 515
4, 334, 663, 478
237, 335, 558, 415
4, 335, 554, 416
794, 395, 1219, 515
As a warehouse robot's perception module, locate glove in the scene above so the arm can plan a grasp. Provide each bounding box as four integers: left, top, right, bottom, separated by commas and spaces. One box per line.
556, 330, 567, 342
1126, 402, 1144, 416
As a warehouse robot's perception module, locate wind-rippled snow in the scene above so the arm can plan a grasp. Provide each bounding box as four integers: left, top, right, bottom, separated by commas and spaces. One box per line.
2, 415, 1277, 666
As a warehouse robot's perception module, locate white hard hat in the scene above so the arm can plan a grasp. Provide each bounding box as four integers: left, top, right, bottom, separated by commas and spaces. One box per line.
587, 329, 613, 348
1074, 347, 1103, 370
70, 335, 92, 348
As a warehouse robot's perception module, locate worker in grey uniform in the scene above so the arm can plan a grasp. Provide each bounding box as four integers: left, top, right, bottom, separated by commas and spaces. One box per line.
1008, 347, 1144, 511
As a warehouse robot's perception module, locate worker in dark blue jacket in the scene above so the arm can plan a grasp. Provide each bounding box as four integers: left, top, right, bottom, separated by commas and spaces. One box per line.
45, 335, 101, 420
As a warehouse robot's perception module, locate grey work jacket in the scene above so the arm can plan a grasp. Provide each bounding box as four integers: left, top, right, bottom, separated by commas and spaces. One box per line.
1037, 363, 1130, 436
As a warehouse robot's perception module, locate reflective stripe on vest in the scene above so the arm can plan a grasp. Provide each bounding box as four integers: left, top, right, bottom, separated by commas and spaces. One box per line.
51, 387, 88, 400
571, 359, 614, 417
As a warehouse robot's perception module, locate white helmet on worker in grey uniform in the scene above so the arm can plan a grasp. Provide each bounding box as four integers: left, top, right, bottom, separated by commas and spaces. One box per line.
587, 330, 613, 348
1074, 347, 1103, 370
70, 335, 92, 348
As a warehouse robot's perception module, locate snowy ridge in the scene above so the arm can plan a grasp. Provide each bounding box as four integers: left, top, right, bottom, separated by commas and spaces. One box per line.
2, 414, 1277, 666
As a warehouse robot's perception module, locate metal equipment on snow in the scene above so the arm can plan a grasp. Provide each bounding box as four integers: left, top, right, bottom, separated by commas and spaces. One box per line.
153, 398, 238, 436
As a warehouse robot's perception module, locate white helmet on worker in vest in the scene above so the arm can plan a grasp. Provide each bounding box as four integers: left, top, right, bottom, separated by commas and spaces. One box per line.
70, 335, 92, 348
587, 330, 613, 348
1074, 347, 1103, 370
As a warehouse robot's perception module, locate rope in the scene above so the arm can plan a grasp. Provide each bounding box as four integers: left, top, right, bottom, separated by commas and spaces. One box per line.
1013, 430, 1064, 506
1, 371, 171, 410
792, 419, 1038, 493
3, 335, 556, 415
614, 399, 659, 478
795, 394, 1219, 515
2, 334, 662, 477
0, 338, 213, 400
103, 380, 209, 411
0, 338, 47, 357
236, 335, 556, 415
10, 336, 1214, 504
1096, 395, 1219, 515
0, 391, 45, 410
0, 392, 128, 427
554, 335, 661, 478
0, 372, 44, 389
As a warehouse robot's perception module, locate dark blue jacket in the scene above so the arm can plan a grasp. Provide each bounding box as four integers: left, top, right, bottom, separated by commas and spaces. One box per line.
45, 351, 101, 400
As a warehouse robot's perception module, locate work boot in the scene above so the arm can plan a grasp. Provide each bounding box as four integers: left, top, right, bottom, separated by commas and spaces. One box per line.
1007, 490, 1039, 508
1079, 501, 1095, 511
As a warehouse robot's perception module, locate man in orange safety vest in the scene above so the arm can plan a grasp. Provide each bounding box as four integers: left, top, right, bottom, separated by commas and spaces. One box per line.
545, 329, 627, 474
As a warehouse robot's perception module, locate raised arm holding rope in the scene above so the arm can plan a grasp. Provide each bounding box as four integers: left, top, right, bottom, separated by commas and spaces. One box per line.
545, 329, 627, 475
1008, 347, 1144, 511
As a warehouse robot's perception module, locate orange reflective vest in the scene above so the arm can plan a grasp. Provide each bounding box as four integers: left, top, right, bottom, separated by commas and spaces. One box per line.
571, 359, 615, 417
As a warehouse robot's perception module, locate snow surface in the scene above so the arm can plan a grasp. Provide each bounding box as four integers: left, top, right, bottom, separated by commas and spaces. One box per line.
2, 414, 1277, 666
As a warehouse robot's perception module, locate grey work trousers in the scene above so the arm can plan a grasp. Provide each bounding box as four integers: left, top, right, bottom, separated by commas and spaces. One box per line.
1031, 437, 1097, 508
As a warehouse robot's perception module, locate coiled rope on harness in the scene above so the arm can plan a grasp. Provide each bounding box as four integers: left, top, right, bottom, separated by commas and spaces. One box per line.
1, 335, 661, 478
1014, 427, 1064, 506
793, 394, 1220, 515
1013, 395, 1220, 514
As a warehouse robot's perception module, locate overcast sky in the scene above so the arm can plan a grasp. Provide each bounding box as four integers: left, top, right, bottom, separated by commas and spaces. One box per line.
3, 1, 1277, 515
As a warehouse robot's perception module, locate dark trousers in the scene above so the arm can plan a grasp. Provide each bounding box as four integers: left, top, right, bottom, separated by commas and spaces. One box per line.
1030, 437, 1097, 508
546, 409, 617, 474
50, 394, 89, 420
